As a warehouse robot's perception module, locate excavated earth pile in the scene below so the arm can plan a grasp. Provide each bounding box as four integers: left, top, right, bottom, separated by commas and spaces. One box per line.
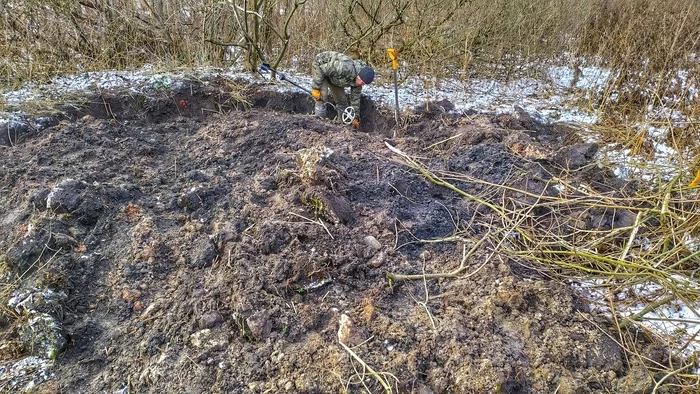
0, 79, 674, 393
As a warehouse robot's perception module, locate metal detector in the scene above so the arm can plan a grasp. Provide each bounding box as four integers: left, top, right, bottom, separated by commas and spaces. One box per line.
259, 63, 356, 125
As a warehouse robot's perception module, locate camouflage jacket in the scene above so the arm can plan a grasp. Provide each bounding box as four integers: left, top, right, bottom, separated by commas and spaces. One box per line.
311, 51, 368, 114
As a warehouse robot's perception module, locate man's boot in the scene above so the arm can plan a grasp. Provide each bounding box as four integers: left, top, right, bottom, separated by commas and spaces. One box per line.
314, 101, 327, 118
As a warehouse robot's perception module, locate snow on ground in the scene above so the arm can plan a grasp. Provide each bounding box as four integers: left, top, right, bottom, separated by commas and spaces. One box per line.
261, 62, 602, 125
2, 62, 603, 125
2, 62, 699, 371
3, 61, 692, 189
579, 279, 700, 371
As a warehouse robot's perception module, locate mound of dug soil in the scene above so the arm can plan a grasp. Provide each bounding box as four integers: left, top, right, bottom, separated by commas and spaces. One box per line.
0, 80, 670, 393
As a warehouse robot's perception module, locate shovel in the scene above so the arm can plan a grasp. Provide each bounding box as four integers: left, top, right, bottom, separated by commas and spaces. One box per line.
259, 63, 356, 125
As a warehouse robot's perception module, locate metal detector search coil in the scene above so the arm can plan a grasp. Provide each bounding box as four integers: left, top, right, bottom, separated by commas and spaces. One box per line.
341, 107, 356, 125
259, 62, 355, 125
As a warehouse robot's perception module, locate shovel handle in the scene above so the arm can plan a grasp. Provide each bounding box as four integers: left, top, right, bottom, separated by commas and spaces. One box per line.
387, 48, 398, 70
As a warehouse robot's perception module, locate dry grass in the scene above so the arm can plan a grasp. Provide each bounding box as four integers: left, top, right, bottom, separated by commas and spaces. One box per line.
1, 0, 699, 118
0, 258, 18, 321
387, 142, 700, 391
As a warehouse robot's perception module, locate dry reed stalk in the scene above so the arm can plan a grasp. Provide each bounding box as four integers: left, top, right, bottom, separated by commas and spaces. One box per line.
1, 0, 699, 120
386, 141, 700, 389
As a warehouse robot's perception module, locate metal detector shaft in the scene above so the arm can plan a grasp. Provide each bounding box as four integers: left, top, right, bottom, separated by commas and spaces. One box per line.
260, 63, 313, 97
388, 49, 400, 137
279, 73, 312, 95
259, 62, 356, 124
392, 69, 399, 118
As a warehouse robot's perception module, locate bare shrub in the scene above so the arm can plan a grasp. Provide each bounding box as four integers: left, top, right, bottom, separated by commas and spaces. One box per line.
1, 0, 700, 115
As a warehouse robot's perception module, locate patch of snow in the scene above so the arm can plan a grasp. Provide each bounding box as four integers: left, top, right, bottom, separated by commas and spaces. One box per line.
0, 356, 54, 391
547, 65, 613, 91
580, 279, 699, 367
5, 288, 67, 387
683, 234, 700, 253
8, 288, 67, 314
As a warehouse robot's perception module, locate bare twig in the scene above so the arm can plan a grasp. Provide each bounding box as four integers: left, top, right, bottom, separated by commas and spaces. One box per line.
288, 211, 334, 239
338, 340, 397, 393
651, 362, 695, 393
423, 133, 463, 150
408, 262, 438, 331
387, 234, 488, 282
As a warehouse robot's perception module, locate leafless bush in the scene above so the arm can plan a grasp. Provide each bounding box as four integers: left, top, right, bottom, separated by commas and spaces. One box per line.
1, 0, 699, 115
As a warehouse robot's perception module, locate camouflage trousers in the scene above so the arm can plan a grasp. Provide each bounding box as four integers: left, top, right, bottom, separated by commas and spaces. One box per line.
314, 78, 349, 119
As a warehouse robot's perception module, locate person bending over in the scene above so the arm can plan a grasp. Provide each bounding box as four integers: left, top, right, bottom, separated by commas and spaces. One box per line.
311, 51, 374, 129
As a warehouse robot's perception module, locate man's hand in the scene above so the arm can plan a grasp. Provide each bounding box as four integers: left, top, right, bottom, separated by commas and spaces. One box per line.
312, 89, 321, 100
351, 119, 360, 129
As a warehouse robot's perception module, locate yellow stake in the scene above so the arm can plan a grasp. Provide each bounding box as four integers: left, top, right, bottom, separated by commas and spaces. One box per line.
387, 48, 400, 134
388, 48, 398, 70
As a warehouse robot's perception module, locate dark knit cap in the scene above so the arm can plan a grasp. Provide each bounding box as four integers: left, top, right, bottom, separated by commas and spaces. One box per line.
358, 66, 375, 84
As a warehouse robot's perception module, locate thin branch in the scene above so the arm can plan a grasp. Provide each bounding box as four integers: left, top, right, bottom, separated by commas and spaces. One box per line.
288, 211, 334, 239
338, 339, 396, 393
387, 234, 488, 282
